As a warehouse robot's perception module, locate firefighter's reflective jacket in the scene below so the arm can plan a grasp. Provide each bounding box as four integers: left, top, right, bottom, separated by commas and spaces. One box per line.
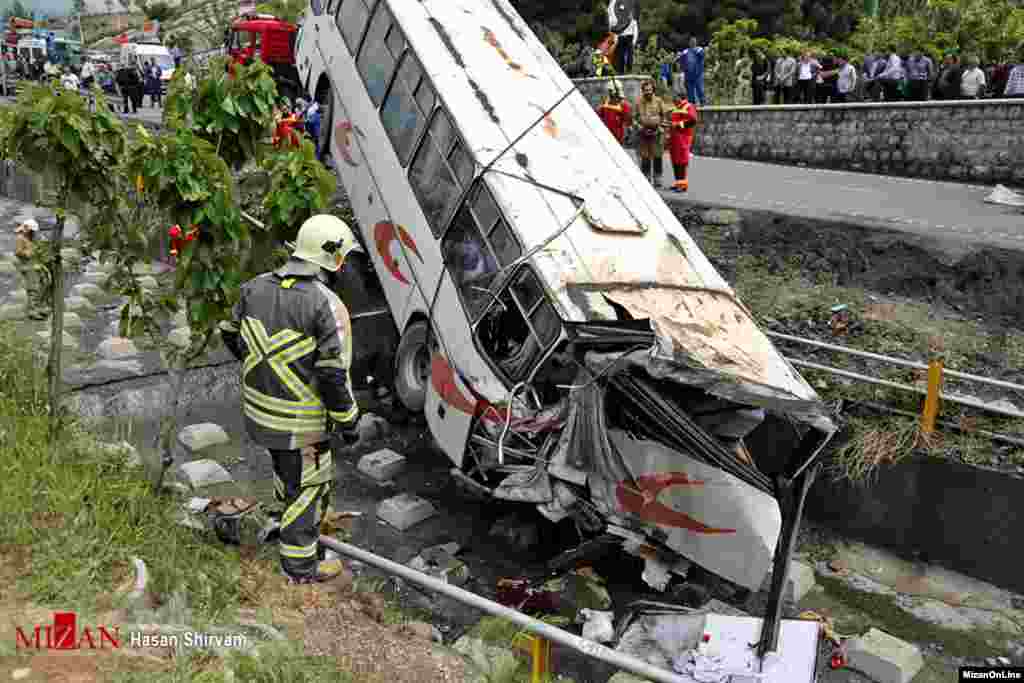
219, 262, 359, 451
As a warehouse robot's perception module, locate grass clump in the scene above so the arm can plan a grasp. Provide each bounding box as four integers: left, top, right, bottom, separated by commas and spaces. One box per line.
827, 416, 935, 485
0, 323, 241, 621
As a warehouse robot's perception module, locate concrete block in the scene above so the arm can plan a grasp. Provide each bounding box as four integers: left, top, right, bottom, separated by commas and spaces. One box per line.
377, 493, 437, 531
168, 326, 191, 349
137, 275, 159, 290
64, 296, 95, 313
408, 543, 469, 586
178, 423, 231, 453
97, 337, 139, 360
71, 282, 104, 300
357, 449, 406, 482
847, 628, 924, 683
175, 458, 234, 489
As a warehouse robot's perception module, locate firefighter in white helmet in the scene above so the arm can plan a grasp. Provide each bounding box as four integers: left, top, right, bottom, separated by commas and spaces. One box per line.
219, 215, 365, 584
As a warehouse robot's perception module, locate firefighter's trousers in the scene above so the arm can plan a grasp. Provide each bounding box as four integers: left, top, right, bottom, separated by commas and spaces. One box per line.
270, 441, 334, 579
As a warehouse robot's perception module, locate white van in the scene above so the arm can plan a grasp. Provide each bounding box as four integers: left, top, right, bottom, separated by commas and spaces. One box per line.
120, 42, 175, 83
297, 0, 836, 596
16, 38, 46, 64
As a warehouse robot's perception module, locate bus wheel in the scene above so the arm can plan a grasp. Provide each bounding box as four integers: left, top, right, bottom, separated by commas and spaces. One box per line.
394, 320, 430, 413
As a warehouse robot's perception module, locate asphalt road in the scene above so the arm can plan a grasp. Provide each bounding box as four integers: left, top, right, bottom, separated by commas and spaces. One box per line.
644, 152, 1024, 253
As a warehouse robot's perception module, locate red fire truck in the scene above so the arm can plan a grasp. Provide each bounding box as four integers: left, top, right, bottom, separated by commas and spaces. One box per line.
224, 12, 300, 100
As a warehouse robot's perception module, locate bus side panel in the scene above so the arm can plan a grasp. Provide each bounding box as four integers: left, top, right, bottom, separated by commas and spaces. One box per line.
302, 8, 416, 341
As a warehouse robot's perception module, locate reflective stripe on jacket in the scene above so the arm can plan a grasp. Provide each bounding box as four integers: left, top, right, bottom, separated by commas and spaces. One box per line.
219, 261, 359, 451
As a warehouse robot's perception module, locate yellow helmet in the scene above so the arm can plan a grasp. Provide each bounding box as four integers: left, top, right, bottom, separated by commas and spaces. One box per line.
289, 214, 364, 272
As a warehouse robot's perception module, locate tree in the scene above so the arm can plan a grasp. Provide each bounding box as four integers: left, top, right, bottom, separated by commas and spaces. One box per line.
255, 0, 305, 24
0, 85, 127, 441
122, 59, 334, 491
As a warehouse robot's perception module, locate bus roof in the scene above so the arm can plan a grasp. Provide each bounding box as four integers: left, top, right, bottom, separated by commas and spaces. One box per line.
391, 0, 822, 411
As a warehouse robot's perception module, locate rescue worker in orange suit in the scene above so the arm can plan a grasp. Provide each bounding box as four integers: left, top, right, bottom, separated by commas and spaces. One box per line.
634, 79, 669, 188
219, 215, 366, 584
272, 103, 302, 149
668, 89, 698, 192
597, 82, 631, 144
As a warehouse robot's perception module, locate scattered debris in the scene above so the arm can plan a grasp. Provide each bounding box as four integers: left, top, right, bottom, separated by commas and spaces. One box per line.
846, 628, 925, 683
377, 493, 437, 531
579, 608, 614, 643
358, 449, 407, 482
174, 458, 234, 489
178, 423, 231, 453
488, 515, 539, 549
408, 543, 470, 586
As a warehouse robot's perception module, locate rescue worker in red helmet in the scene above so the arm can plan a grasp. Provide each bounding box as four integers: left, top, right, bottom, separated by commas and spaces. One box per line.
667, 87, 698, 192
597, 81, 632, 145
219, 215, 365, 584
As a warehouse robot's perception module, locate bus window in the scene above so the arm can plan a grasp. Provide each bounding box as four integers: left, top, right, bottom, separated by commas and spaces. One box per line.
382, 53, 432, 166
443, 204, 498, 322
337, 0, 371, 53
409, 109, 463, 235
449, 145, 474, 188
475, 267, 560, 381
357, 2, 398, 106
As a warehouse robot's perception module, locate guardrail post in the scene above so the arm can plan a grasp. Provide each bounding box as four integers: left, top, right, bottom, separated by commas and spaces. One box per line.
920, 355, 944, 435
530, 634, 551, 683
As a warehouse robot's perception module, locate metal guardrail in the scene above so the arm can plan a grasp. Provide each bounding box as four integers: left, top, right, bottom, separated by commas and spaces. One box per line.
770, 331, 1024, 421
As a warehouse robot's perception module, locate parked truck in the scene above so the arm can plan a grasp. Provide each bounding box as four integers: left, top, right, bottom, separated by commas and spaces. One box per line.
224, 12, 300, 100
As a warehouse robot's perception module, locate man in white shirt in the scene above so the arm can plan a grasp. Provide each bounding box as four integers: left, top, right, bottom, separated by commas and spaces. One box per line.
80, 60, 95, 89
607, 0, 639, 74
60, 70, 80, 91
774, 53, 797, 104
877, 52, 905, 101
1005, 56, 1024, 98
960, 56, 986, 99
820, 54, 857, 103
796, 51, 820, 103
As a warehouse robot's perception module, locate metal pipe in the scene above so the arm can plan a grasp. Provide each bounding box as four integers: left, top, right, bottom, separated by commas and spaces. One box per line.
768, 331, 1024, 394
787, 358, 1024, 420
318, 536, 695, 683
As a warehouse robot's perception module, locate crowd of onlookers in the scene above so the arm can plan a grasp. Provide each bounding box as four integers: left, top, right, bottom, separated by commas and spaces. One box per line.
749, 49, 1024, 104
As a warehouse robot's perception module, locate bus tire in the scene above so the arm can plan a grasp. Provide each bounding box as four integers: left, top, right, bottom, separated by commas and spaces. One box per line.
394, 320, 430, 413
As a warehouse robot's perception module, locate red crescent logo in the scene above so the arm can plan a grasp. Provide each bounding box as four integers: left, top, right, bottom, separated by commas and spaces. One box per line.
334, 120, 361, 167
431, 353, 477, 416
373, 222, 422, 285
617, 473, 737, 534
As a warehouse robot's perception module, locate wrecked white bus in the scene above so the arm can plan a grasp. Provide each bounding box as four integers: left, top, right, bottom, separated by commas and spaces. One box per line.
298, 0, 837, 650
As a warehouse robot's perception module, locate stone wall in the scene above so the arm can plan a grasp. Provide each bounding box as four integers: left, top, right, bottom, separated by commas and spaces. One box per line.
692, 99, 1024, 185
